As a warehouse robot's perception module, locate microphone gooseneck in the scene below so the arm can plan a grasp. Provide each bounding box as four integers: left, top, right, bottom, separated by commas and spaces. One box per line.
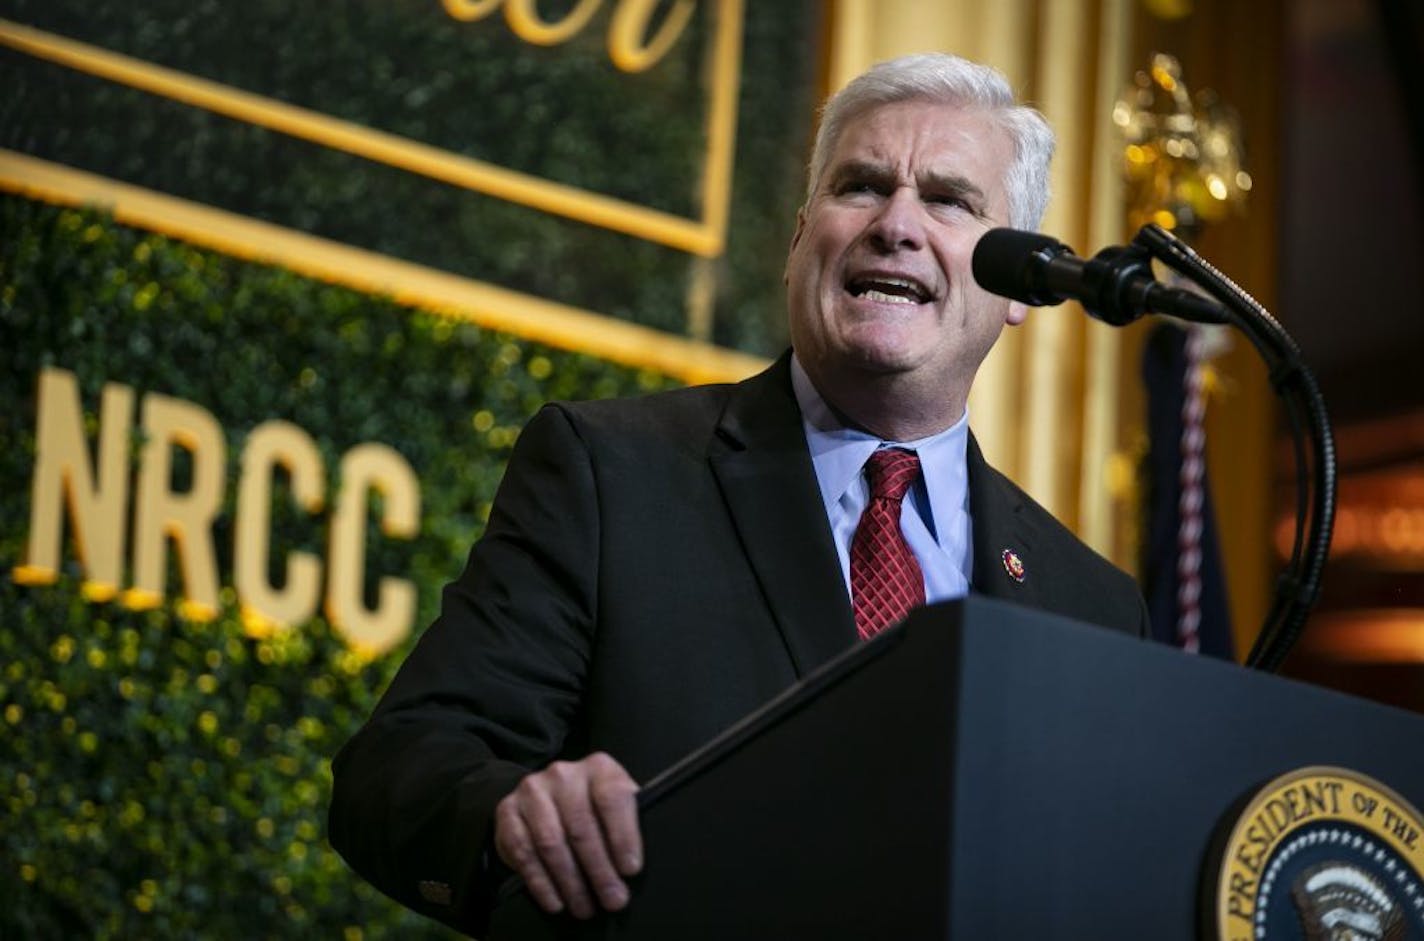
971, 224, 1335, 673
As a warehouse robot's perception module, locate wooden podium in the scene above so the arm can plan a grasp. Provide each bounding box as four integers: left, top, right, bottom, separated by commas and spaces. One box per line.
487, 596, 1424, 939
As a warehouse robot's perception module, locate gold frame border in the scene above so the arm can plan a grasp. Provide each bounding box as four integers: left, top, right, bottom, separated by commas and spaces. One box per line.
0, 150, 768, 385
0, 5, 743, 257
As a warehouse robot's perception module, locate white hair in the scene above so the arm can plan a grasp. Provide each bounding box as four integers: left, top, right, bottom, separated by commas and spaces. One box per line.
806, 53, 1055, 230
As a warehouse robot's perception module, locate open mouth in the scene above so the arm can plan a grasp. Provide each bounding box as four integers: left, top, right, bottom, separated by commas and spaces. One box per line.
846, 275, 931, 305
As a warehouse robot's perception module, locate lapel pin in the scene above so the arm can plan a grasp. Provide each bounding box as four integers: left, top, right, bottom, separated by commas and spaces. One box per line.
1001, 548, 1026, 583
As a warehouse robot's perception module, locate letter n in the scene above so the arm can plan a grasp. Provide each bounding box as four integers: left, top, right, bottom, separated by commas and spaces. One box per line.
15, 368, 134, 600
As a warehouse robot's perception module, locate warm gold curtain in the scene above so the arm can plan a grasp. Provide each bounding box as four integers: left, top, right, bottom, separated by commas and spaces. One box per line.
826, 0, 1136, 562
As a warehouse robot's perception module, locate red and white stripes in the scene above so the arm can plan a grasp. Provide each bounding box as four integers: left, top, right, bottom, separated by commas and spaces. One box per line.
1176, 324, 1208, 653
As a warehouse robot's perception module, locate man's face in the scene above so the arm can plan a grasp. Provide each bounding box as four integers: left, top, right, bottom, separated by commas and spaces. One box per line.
785, 100, 1025, 422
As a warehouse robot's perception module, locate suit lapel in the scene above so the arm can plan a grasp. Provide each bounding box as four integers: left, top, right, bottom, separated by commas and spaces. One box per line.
708, 355, 856, 677
967, 433, 1048, 609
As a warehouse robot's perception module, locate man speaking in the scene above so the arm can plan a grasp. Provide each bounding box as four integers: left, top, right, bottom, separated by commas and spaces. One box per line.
329, 51, 1147, 935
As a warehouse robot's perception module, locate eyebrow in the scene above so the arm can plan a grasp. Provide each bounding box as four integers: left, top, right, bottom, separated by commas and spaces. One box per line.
825, 160, 990, 211
825, 160, 895, 191
919, 171, 988, 208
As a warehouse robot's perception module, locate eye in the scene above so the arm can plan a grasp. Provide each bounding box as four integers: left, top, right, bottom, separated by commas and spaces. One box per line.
836, 180, 879, 196
925, 192, 972, 211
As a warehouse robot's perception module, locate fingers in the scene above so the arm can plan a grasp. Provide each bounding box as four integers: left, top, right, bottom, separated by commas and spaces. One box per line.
497, 774, 597, 917
588, 754, 642, 878
493, 796, 572, 915
493, 752, 641, 919
560, 767, 629, 915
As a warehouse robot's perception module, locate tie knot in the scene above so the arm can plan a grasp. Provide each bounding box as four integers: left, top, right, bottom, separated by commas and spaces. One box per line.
865, 448, 920, 502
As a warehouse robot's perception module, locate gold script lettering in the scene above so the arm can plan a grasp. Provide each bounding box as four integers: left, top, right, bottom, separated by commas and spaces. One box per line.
608, 0, 695, 73
442, 0, 695, 72
441, 0, 504, 20
504, 0, 603, 46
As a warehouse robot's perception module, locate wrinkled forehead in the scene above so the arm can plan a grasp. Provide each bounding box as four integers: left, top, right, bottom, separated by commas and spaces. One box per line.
821, 101, 1013, 200
832, 101, 1006, 164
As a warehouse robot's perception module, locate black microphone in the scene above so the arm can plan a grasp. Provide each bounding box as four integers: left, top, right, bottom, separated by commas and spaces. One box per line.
971, 227, 1228, 326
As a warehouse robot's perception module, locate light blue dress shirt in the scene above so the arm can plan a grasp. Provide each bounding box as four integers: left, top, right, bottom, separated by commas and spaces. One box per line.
790, 355, 974, 604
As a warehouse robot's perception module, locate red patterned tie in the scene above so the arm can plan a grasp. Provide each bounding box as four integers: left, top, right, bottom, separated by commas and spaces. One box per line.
851, 449, 925, 639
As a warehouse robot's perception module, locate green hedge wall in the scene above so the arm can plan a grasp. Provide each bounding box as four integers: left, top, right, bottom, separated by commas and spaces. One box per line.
0, 194, 680, 938
0, 0, 821, 353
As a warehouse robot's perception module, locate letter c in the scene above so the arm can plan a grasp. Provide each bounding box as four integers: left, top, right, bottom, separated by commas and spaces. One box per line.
326, 443, 421, 655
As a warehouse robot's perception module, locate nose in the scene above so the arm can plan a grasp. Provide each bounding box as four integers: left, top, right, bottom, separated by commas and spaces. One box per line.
866, 186, 926, 253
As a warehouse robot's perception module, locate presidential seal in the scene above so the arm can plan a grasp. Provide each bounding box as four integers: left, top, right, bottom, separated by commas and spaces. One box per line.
1207, 766, 1424, 940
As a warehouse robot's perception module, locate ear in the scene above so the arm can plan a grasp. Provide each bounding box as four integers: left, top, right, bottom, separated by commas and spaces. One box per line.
783, 207, 807, 284
1006, 301, 1028, 326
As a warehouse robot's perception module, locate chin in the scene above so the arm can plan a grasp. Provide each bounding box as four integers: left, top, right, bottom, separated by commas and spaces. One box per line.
836, 342, 923, 377
833, 323, 927, 373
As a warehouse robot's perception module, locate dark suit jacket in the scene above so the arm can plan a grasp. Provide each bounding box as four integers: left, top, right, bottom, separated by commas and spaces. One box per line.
328, 354, 1148, 935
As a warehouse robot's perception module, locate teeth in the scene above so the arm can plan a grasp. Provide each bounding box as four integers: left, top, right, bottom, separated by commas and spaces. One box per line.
850, 275, 928, 303
878, 277, 919, 292
862, 289, 918, 304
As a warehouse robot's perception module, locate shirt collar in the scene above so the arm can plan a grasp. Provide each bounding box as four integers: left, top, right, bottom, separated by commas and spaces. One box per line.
790, 353, 969, 540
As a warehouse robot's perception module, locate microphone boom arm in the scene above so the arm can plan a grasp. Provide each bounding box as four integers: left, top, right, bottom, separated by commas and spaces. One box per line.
972, 223, 1336, 671
1131, 224, 1336, 672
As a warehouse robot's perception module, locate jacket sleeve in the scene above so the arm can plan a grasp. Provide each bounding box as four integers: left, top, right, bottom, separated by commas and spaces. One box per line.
328, 404, 599, 936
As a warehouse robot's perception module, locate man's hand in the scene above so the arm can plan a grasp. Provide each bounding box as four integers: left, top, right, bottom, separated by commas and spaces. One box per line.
492, 752, 642, 919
